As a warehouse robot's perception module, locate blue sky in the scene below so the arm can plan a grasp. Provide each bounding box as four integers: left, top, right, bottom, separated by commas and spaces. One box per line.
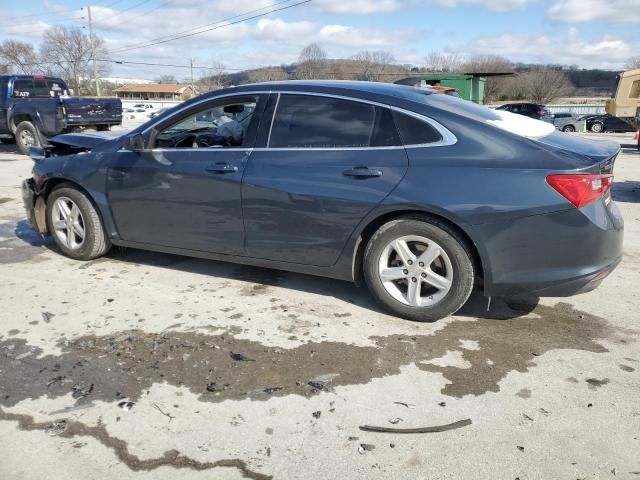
2, 0, 639, 81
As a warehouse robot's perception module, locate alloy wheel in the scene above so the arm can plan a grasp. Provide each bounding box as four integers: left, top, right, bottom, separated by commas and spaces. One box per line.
51, 196, 86, 250
377, 235, 453, 307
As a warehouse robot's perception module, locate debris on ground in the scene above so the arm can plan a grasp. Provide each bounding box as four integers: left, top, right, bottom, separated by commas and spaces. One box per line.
312, 410, 322, 419
246, 386, 283, 396
393, 402, 416, 409
71, 384, 94, 399
522, 413, 534, 421
358, 444, 375, 454
153, 402, 176, 421
438, 402, 446, 407
311, 373, 340, 383
388, 417, 403, 425
41, 312, 55, 323
45, 420, 67, 436
390, 443, 396, 448
348, 436, 359, 441
229, 352, 255, 362
307, 381, 332, 393
359, 418, 472, 434
517, 446, 525, 452
46, 376, 65, 388
206, 382, 218, 392
117, 401, 135, 411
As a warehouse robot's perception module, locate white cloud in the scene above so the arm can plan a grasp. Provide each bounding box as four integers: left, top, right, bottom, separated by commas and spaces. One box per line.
451, 29, 635, 69
314, 0, 403, 14
432, 0, 533, 12
547, 0, 640, 23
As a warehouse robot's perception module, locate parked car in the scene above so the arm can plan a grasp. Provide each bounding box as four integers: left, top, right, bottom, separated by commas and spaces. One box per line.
22, 81, 623, 322
545, 112, 585, 132
495, 103, 551, 120
581, 113, 636, 133
132, 103, 155, 110
148, 107, 170, 119
0, 75, 122, 154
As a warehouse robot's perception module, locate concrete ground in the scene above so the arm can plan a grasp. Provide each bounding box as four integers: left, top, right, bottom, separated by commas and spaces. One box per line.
0, 132, 638, 480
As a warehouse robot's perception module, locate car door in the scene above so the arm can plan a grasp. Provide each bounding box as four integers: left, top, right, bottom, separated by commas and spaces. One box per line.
241, 93, 408, 267
107, 94, 266, 255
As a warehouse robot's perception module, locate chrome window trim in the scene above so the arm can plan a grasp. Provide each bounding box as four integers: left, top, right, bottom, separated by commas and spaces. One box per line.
139, 88, 457, 150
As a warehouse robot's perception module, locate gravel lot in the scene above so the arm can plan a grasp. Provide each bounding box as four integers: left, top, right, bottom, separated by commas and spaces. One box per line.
0, 133, 638, 480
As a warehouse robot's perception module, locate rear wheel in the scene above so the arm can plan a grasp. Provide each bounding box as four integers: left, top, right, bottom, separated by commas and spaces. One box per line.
15, 121, 42, 155
562, 125, 575, 132
46, 186, 111, 261
363, 216, 475, 322
590, 122, 604, 133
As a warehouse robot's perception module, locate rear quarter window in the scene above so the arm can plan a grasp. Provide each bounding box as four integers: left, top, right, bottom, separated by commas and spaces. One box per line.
392, 110, 442, 145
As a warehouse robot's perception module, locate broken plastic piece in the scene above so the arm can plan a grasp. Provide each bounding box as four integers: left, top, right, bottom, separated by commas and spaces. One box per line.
118, 401, 135, 411
358, 443, 375, 454
45, 420, 67, 436
359, 418, 472, 434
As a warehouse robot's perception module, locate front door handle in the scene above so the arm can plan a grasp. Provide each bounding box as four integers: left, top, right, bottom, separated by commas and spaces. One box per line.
342, 167, 383, 179
206, 163, 238, 174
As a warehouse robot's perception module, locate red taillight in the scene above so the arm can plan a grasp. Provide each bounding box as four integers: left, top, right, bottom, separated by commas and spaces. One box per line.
547, 174, 613, 208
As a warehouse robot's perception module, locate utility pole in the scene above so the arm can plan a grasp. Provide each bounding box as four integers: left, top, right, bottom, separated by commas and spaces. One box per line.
87, 5, 101, 96
190, 58, 194, 85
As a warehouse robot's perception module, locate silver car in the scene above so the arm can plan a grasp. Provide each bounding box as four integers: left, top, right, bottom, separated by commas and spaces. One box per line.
545, 112, 585, 133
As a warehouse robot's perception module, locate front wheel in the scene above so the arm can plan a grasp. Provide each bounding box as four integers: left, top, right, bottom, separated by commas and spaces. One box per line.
46, 186, 111, 260
15, 121, 42, 155
363, 216, 475, 322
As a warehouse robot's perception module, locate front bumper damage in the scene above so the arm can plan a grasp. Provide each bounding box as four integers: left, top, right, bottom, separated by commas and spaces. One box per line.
22, 178, 47, 234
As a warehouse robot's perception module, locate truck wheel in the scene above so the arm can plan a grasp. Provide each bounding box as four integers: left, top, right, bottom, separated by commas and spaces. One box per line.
15, 121, 42, 155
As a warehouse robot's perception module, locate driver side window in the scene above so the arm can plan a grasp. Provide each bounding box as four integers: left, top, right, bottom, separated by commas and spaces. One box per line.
154, 98, 257, 149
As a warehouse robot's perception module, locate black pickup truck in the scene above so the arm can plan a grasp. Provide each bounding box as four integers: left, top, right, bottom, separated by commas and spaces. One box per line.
0, 75, 122, 154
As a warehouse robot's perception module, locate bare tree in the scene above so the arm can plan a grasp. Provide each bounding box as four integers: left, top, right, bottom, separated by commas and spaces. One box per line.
460, 54, 514, 102
0, 40, 40, 74
352, 50, 398, 82
296, 43, 327, 80
517, 70, 573, 103
423, 51, 462, 73
40, 26, 110, 95
155, 74, 178, 84
197, 61, 226, 91
625, 56, 640, 70
247, 66, 289, 83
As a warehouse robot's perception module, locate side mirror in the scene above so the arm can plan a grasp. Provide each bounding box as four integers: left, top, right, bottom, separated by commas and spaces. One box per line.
123, 134, 146, 152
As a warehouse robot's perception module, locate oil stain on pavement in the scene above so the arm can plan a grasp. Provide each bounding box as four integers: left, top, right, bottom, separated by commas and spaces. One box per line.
0, 298, 635, 476
0, 300, 629, 409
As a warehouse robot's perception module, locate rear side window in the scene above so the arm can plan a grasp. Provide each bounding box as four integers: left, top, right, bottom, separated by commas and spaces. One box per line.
12, 79, 34, 97
270, 94, 377, 148
392, 110, 442, 145
630, 80, 640, 99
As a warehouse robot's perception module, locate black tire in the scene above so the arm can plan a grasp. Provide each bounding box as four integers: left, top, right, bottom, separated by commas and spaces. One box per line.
46, 185, 111, 261
363, 216, 475, 322
15, 121, 43, 155
590, 122, 604, 133
562, 125, 575, 132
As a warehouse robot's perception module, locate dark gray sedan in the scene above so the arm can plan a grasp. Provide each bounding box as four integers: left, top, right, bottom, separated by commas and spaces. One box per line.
22, 81, 623, 321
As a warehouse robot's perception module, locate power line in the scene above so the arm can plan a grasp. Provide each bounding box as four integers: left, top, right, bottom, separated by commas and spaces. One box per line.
109, 0, 311, 54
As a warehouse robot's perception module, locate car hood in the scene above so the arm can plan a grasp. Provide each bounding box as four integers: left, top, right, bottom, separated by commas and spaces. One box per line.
49, 130, 130, 149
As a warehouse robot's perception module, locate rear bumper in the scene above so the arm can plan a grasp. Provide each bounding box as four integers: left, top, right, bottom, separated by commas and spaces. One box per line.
478, 198, 624, 298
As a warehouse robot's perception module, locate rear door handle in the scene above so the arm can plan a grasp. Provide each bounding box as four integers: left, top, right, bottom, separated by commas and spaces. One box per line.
342, 167, 383, 178
206, 163, 238, 174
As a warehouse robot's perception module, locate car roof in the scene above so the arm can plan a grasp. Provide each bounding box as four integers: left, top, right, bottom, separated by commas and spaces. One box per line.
200, 80, 437, 106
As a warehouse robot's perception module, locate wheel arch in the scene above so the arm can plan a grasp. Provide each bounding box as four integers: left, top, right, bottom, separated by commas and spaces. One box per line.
351, 208, 486, 286
39, 177, 110, 237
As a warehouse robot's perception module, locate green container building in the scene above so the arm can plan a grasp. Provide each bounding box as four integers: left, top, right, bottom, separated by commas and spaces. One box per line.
395, 74, 488, 104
